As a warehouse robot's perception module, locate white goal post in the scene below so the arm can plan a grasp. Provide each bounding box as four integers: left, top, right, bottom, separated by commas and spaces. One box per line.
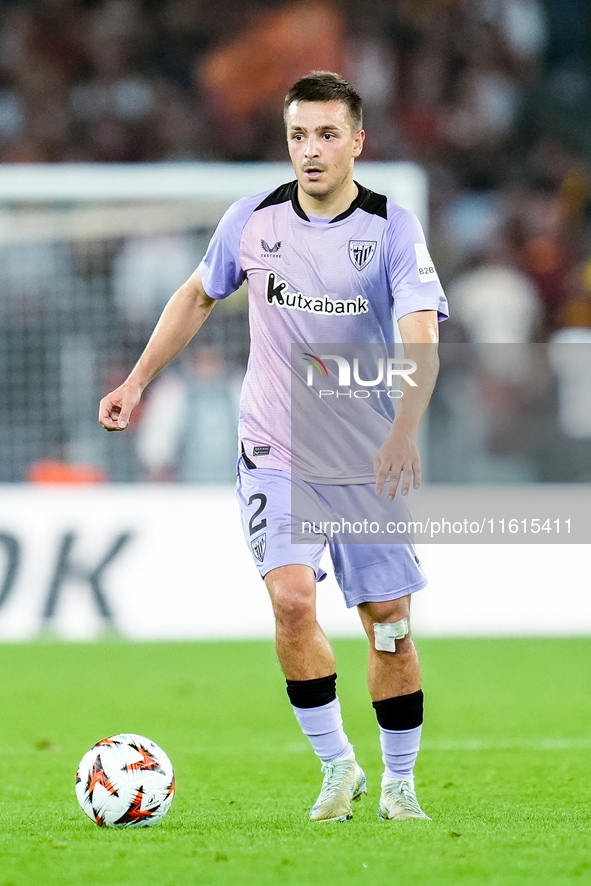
0, 160, 427, 216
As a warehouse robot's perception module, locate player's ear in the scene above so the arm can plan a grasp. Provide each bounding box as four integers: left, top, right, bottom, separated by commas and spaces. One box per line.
353, 129, 365, 158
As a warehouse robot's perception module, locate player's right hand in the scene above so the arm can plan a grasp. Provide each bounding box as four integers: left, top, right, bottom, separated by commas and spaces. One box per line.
98, 384, 141, 431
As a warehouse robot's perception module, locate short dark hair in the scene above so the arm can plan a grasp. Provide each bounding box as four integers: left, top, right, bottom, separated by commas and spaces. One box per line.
284, 71, 363, 132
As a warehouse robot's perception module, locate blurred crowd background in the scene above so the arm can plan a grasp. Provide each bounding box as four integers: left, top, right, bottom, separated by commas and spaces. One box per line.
1, 0, 591, 483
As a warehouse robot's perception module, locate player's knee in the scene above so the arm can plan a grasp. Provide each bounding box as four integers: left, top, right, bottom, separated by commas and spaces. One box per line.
373, 620, 414, 657
273, 586, 315, 628
360, 598, 410, 626
359, 599, 414, 655
268, 581, 316, 631
265, 566, 316, 630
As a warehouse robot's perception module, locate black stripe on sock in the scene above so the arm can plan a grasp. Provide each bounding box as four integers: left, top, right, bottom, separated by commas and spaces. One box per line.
372, 689, 423, 730
286, 673, 337, 709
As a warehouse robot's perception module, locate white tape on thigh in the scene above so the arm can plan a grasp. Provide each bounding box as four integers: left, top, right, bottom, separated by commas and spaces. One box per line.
374, 618, 409, 652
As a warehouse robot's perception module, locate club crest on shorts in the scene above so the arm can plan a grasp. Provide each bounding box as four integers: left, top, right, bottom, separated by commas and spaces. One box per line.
349, 240, 377, 270
251, 534, 266, 563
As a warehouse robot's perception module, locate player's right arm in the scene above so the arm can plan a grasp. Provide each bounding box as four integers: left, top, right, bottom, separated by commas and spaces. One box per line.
98, 270, 216, 431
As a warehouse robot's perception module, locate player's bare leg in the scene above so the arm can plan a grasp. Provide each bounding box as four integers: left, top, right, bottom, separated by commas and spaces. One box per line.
357, 596, 420, 701
265, 564, 366, 821
265, 564, 333, 681
357, 596, 430, 821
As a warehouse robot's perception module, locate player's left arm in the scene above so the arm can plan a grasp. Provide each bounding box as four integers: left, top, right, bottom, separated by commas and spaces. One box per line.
374, 309, 440, 500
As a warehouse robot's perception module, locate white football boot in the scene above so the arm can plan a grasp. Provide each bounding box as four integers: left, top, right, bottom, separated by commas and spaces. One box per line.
378, 777, 431, 820
310, 759, 367, 822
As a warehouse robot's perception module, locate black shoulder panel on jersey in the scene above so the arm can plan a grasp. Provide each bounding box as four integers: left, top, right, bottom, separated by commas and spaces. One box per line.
254, 181, 308, 220
254, 180, 387, 223
359, 185, 388, 219
330, 183, 388, 223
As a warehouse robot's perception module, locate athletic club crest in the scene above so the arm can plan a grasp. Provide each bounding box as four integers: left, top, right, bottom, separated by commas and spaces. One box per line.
251, 534, 266, 563
349, 240, 377, 270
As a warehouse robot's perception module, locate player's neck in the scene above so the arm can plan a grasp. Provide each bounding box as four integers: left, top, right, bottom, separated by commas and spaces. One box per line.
297, 178, 359, 220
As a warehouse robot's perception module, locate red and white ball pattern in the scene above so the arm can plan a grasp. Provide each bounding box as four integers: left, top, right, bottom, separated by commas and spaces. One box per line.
75, 733, 175, 827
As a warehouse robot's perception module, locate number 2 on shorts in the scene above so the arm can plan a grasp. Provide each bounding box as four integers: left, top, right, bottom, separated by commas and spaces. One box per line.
248, 493, 267, 536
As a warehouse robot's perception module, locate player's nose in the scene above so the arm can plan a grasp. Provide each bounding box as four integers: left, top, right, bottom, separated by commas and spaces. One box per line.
304, 137, 320, 158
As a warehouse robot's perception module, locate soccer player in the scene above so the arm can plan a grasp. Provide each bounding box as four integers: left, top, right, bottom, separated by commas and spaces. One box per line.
99, 71, 448, 823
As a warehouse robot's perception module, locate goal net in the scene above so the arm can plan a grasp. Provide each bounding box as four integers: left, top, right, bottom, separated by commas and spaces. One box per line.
0, 162, 427, 483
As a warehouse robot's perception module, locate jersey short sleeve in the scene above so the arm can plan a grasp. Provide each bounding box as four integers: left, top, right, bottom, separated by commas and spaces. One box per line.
197, 191, 273, 299
386, 204, 449, 322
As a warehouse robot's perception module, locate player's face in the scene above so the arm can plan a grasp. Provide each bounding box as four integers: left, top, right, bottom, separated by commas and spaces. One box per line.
286, 100, 365, 205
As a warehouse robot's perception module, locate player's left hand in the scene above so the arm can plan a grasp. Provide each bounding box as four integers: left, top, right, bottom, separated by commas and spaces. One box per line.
374, 428, 421, 500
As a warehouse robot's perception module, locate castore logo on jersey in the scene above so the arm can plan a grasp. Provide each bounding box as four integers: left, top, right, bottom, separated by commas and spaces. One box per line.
261, 239, 281, 257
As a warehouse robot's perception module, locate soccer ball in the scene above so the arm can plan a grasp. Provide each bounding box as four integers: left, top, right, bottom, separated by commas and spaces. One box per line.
75, 733, 175, 827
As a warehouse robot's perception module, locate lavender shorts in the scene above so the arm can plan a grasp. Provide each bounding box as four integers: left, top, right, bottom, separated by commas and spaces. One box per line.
236, 457, 427, 608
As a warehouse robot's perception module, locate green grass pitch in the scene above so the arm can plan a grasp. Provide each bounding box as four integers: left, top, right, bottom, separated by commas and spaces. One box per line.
0, 637, 590, 886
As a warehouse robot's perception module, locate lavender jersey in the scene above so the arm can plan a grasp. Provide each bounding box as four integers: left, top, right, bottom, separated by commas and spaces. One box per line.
197, 181, 448, 482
